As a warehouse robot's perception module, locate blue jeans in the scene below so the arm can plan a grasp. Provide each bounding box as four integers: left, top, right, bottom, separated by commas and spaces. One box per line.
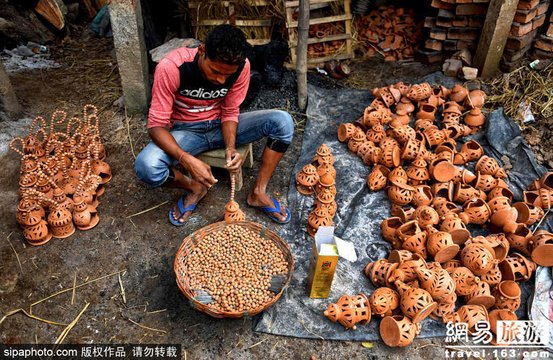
135, 109, 294, 187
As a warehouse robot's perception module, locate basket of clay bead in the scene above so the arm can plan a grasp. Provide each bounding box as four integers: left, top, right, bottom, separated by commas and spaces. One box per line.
174, 220, 294, 318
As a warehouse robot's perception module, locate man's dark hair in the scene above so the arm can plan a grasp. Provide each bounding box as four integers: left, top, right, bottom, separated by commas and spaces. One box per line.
205, 24, 248, 65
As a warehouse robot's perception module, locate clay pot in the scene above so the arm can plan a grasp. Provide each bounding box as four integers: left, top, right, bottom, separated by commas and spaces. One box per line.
411, 185, 433, 207
473, 172, 506, 193
512, 202, 543, 226
392, 125, 416, 144
538, 172, 553, 190
449, 85, 468, 103
442, 259, 462, 274
525, 188, 553, 209
483, 234, 510, 263
348, 128, 367, 154
296, 164, 319, 195
413, 206, 440, 229
324, 294, 371, 330
488, 187, 514, 202
430, 159, 458, 183
416, 266, 456, 303
388, 185, 415, 207
492, 280, 521, 312
488, 309, 518, 344
307, 207, 332, 237
362, 146, 382, 166
388, 253, 428, 283
364, 107, 383, 127
224, 200, 245, 222
369, 287, 400, 317
427, 228, 460, 263
451, 267, 479, 296
506, 224, 532, 256
338, 123, 357, 142
480, 264, 503, 287
443, 122, 470, 139
440, 213, 470, 245
380, 136, 400, 150
529, 230, 553, 267
317, 164, 336, 181
380, 87, 402, 107
453, 140, 483, 165
406, 83, 432, 102
397, 221, 428, 258
489, 202, 518, 234
423, 127, 450, 148
395, 280, 437, 323
380, 217, 404, 248
406, 157, 429, 185
452, 183, 486, 204
366, 124, 386, 144
459, 198, 491, 225
393, 109, 411, 126
72, 195, 100, 230
380, 315, 422, 347
379, 144, 401, 168
365, 259, 398, 288
22, 211, 52, 246
356, 140, 375, 159
443, 305, 489, 335
388, 249, 414, 264
441, 106, 463, 125
367, 165, 390, 191
429, 298, 456, 321
475, 155, 508, 179
499, 253, 536, 282
464, 280, 495, 309
461, 243, 496, 276
313, 143, 334, 166
464, 90, 486, 109
434, 201, 461, 222
416, 103, 437, 122
316, 187, 335, 204
396, 97, 415, 115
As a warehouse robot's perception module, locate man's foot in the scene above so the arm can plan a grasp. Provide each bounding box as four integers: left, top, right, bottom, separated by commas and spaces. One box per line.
171, 184, 208, 224
247, 191, 289, 223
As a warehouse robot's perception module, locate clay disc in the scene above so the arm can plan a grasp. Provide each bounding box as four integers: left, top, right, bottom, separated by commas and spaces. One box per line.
432, 161, 458, 182
411, 301, 437, 323
380, 316, 401, 347
434, 244, 460, 263
531, 244, 553, 267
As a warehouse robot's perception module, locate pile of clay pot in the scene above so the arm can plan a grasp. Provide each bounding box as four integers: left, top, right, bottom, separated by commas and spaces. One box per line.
296, 144, 337, 237
11, 105, 111, 246
322, 82, 553, 347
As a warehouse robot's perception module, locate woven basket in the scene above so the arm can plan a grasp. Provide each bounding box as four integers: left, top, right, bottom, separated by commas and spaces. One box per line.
174, 220, 294, 318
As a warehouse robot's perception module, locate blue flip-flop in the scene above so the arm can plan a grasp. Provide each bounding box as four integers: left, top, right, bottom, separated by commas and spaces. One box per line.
250, 198, 291, 224
169, 192, 199, 226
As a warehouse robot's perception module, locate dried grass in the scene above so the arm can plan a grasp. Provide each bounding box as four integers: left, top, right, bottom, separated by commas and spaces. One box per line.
483, 63, 553, 127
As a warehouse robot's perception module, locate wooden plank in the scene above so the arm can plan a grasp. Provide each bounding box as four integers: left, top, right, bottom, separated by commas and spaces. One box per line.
197, 19, 271, 26
473, 0, 518, 78
285, 52, 354, 69
189, 0, 269, 8
247, 39, 271, 45
289, 33, 352, 47
286, 6, 297, 63
286, 0, 339, 7
344, 0, 352, 56
286, 14, 352, 28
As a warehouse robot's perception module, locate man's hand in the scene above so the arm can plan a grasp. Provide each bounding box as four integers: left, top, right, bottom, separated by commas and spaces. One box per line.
225, 147, 243, 173
180, 153, 218, 188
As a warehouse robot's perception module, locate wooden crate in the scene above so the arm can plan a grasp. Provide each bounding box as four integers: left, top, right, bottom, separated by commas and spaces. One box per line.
188, 1, 273, 46
285, 0, 354, 68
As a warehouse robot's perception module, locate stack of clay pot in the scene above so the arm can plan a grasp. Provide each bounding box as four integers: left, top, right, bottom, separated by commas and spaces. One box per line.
296, 144, 337, 237
12, 105, 111, 246
330, 81, 552, 347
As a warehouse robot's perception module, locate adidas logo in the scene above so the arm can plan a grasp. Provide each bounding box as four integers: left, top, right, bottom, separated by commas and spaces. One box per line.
179, 87, 228, 99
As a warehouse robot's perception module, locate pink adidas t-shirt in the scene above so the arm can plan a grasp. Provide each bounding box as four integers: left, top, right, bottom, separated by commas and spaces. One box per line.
148, 47, 251, 128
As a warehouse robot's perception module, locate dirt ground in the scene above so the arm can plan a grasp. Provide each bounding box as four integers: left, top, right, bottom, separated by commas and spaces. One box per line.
0, 29, 549, 360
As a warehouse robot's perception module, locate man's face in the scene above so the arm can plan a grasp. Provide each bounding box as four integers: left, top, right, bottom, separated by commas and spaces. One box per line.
197, 44, 240, 86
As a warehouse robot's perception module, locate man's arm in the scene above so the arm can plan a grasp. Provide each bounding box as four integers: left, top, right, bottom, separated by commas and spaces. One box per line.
220, 61, 251, 172
149, 127, 216, 187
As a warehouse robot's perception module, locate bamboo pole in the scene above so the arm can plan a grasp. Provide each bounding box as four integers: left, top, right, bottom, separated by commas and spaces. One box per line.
296, 0, 309, 111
